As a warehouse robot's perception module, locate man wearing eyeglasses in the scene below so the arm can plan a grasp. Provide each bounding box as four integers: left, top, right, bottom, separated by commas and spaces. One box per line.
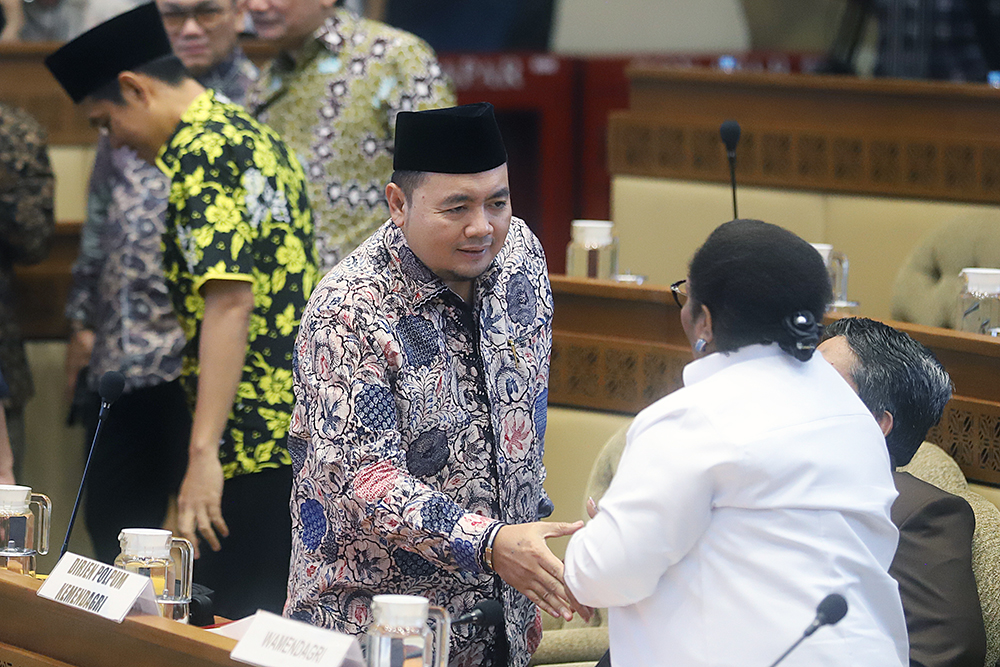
157, 0, 252, 79
63, 0, 257, 567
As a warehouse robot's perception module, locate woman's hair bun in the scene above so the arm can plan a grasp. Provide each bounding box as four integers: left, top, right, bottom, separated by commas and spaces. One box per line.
780, 310, 823, 361
686, 220, 832, 358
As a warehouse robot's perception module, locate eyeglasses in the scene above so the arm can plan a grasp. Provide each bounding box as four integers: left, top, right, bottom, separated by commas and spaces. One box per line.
159, 4, 229, 31
670, 279, 688, 308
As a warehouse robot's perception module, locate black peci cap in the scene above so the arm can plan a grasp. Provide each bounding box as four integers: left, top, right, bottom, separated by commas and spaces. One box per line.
393, 102, 507, 174
45, 3, 173, 104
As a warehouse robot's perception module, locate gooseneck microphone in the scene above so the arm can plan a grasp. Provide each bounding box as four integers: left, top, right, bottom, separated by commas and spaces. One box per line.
767, 593, 848, 667
60, 371, 125, 558
719, 120, 741, 220
452, 599, 503, 627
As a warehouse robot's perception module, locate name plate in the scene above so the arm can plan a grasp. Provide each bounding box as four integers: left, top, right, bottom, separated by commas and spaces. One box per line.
37, 552, 159, 622
230, 611, 363, 667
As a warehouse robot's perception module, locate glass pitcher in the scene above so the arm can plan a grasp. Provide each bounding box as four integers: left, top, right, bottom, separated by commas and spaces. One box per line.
0, 484, 51, 578
566, 220, 619, 280
366, 594, 451, 667
811, 243, 856, 311
957, 268, 1000, 336
114, 528, 193, 623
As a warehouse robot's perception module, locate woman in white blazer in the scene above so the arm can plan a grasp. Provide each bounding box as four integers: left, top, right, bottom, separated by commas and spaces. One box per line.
565, 219, 908, 667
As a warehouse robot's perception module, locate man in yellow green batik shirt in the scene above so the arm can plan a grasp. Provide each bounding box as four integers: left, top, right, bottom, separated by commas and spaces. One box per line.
47, 2, 318, 619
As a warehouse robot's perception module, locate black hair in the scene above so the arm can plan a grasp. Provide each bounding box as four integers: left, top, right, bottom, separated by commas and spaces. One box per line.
688, 219, 832, 361
390, 170, 427, 202
823, 317, 952, 466
89, 54, 190, 105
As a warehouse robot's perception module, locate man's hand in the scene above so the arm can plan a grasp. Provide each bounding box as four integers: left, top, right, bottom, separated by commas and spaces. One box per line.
491, 521, 593, 623
65, 328, 95, 402
179, 279, 253, 558
177, 448, 229, 558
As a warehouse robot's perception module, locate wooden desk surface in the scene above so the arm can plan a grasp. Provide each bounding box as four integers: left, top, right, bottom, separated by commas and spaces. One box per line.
549, 275, 1000, 486
0, 570, 240, 667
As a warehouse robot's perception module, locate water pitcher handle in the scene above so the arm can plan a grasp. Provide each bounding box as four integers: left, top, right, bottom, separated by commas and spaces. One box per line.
829, 251, 850, 304
426, 606, 451, 667
171, 537, 194, 601
30, 493, 51, 556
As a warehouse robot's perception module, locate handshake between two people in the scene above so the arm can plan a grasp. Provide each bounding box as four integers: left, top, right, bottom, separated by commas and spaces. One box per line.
491, 519, 593, 623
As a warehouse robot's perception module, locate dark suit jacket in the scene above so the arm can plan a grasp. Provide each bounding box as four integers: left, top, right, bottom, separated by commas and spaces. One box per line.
891, 471, 986, 667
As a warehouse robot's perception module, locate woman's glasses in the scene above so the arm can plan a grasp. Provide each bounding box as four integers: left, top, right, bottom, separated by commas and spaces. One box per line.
670, 280, 688, 309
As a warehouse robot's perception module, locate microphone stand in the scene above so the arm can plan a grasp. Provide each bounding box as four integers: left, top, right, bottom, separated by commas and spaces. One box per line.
767, 593, 848, 667
61, 408, 106, 557
727, 151, 738, 220
60, 371, 124, 558
768, 635, 807, 667
719, 120, 741, 220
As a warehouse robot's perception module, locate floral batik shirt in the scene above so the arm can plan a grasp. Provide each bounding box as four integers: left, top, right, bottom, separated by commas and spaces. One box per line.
287, 218, 553, 667
0, 103, 54, 410
156, 89, 319, 480
247, 9, 454, 273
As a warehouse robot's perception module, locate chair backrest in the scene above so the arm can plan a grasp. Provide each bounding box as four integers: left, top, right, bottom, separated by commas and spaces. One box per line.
891, 211, 1000, 328
902, 442, 1000, 667
580, 423, 630, 521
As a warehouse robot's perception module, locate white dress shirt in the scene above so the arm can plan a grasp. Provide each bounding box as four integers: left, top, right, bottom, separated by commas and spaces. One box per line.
564, 344, 908, 667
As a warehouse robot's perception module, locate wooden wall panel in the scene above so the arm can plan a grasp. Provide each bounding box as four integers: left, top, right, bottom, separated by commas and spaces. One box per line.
609, 68, 1000, 204
550, 276, 1000, 487
0, 43, 96, 146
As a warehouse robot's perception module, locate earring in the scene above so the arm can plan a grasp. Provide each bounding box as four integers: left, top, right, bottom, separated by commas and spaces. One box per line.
694, 338, 707, 353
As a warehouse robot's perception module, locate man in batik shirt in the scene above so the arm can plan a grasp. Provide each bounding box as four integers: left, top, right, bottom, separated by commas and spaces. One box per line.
0, 102, 54, 482
64, 0, 258, 566
288, 103, 588, 667
47, 2, 317, 618
246, 0, 454, 273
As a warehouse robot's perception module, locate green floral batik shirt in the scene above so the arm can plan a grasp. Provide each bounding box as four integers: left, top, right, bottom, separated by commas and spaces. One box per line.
247, 9, 454, 273
157, 89, 318, 480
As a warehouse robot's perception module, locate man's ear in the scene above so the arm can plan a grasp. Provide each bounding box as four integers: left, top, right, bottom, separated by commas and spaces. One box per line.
385, 182, 407, 228
876, 410, 894, 438
117, 71, 150, 107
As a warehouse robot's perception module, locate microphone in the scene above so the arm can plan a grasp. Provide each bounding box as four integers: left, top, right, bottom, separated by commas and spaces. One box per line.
767, 593, 848, 667
805, 593, 848, 636
719, 120, 741, 220
452, 599, 503, 627
60, 371, 125, 558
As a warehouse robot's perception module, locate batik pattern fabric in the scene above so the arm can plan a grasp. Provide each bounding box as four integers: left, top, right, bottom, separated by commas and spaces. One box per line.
66, 49, 258, 393
157, 89, 318, 480
0, 103, 54, 410
247, 9, 454, 273
287, 218, 552, 667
